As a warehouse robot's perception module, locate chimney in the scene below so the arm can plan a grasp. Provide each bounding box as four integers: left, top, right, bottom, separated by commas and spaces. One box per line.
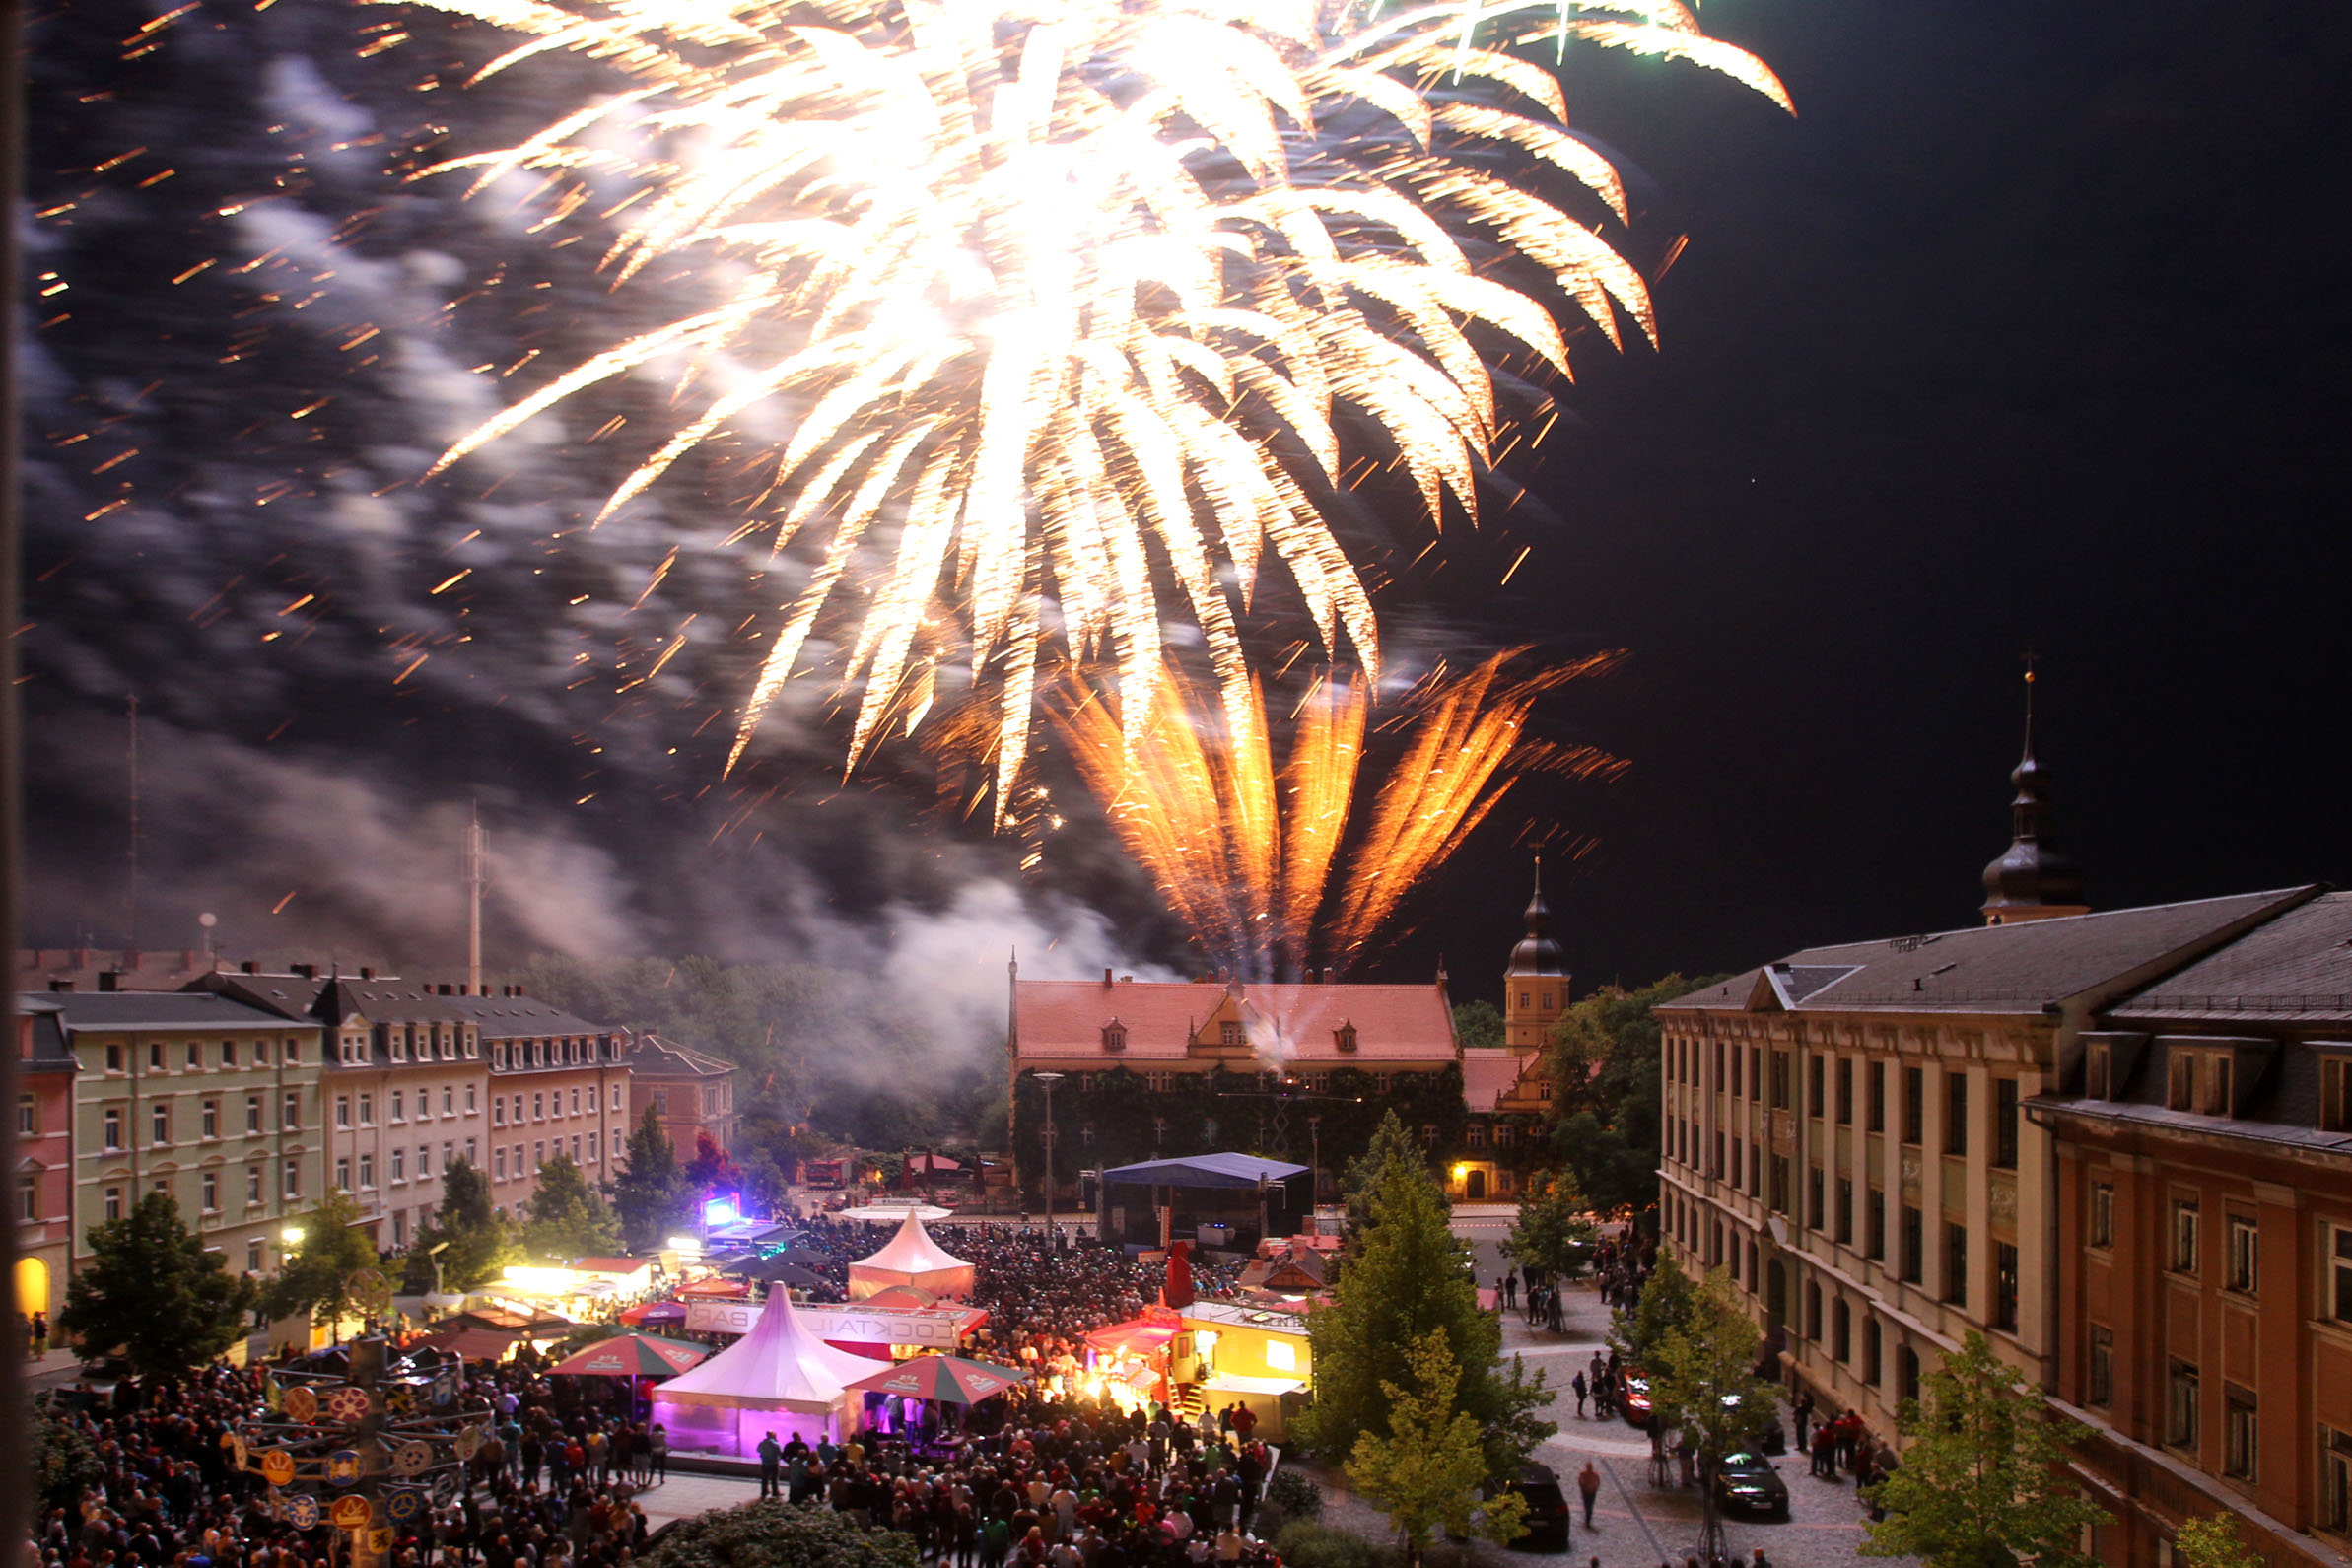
71, 948, 88, 969
241, 960, 260, 975
48, 979, 73, 992
438, 984, 453, 996
359, 967, 375, 981
1103, 968, 1114, 989
124, 950, 143, 970
1322, 968, 1334, 985
97, 970, 121, 992
291, 962, 317, 980
179, 949, 195, 968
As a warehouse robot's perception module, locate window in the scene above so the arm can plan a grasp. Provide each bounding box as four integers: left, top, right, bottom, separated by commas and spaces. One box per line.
1901, 1204, 1923, 1283
1832, 1297, 1850, 1361
1862, 1318, 1882, 1386
282, 1160, 300, 1199
19, 1176, 37, 1222
2222, 1391, 2257, 1480
254, 1040, 269, 1065
103, 1108, 122, 1151
444, 1087, 454, 1116
104, 1187, 122, 1221
2227, 1216, 2256, 1294
2326, 1428, 2352, 1534
244, 1094, 261, 1134
1466, 1124, 1487, 1148
2089, 1327, 2113, 1406
417, 1144, 432, 1178
246, 1167, 262, 1204
336, 1096, 351, 1129
1897, 1346, 1920, 1406
1769, 1051, 1790, 1110
570, 1135, 582, 1162
1902, 1066, 1924, 1144
2168, 1052, 2193, 1111
495, 1146, 508, 1180
1809, 1055, 1825, 1117
1946, 1072, 1970, 1155
494, 1097, 506, 1126
1945, 1221, 1968, 1305
533, 1092, 545, 1120
221, 1040, 235, 1067
104, 1042, 123, 1074
283, 1038, 298, 1066
1866, 1187, 1885, 1260
2088, 1044, 2111, 1099
588, 1131, 599, 1163
150, 1042, 165, 1071
466, 1085, 478, 1113
391, 1148, 406, 1183
1804, 1280, 1822, 1339
1994, 1079, 2019, 1168
1731, 1048, 1742, 1098
185, 1041, 201, 1069
1836, 1058, 1853, 1125
1220, 1021, 1244, 1049
246, 1238, 263, 1272
2168, 1364, 2199, 1450
391, 1090, 405, 1123
2173, 1199, 2200, 1275
611, 1085, 624, 1111
1836, 1178, 1854, 1245
2332, 1228, 2352, 1322
282, 1092, 300, 1130
1994, 1241, 2019, 1330
359, 1151, 375, 1188
571, 1088, 583, 1115
1768, 1155, 1790, 1214
2208, 1056, 2235, 1117
1807, 1164, 1824, 1228
2091, 1182, 2114, 1247
465, 1138, 477, 1164
15, 1095, 32, 1136
359, 1093, 375, 1126
336, 1158, 351, 1192
392, 1209, 409, 1249
534, 1140, 547, 1168
1749, 1143, 1762, 1197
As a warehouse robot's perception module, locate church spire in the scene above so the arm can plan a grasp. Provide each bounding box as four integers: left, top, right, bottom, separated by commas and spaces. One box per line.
1980, 661, 2088, 924
1507, 855, 1565, 977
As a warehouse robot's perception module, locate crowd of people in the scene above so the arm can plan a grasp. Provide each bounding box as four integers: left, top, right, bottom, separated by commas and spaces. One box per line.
28, 1215, 1280, 1568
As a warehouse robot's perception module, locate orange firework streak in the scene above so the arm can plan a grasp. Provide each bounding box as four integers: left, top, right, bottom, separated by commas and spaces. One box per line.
1054, 652, 1624, 976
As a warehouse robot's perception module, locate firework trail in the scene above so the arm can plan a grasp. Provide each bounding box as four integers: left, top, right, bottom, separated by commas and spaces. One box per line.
402, 0, 1789, 819
1052, 651, 1626, 978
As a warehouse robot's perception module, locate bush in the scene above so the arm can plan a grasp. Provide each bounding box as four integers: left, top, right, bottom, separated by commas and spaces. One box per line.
33, 1406, 102, 1515
1274, 1520, 1395, 1568
645, 1500, 919, 1568
1266, 1466, 1324, 1520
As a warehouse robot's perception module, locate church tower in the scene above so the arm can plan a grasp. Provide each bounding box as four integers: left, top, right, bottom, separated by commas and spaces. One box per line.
1980, 665, 2089, 924
1503, 859, 1568, 1052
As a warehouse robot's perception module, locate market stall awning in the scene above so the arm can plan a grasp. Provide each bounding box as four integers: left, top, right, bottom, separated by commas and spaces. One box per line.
842, 1355, 1028, 1405
1099, 1153, 1309, 1190
550, 1334, 708, 1378
1085, 1316, 1179, 1354
618, 1300, 688, 1328
416, 1327, 519, 1362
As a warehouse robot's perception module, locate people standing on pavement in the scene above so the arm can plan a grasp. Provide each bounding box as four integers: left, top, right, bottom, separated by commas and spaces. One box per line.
1577, 1461, 1602, 1528
1811, 1421, 1836, 1478
1571, 1369, 1588, 1417
758, 1430, 784, 1498
1792, 1390, 1814, 1452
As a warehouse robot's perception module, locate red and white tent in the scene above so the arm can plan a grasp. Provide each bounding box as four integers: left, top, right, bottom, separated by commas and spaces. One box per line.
649, 1289, 874, 1455
847, 1209, 976, 1301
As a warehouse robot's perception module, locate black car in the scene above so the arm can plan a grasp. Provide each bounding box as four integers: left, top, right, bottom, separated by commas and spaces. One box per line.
1500, 1463, 1573, 1551
1720, 1392, 1787, 1455
1712, 1451, 1790, 1519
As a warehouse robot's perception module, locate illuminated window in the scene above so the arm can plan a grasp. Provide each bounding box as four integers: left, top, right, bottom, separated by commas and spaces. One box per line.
1266, 1340, 1296, 1372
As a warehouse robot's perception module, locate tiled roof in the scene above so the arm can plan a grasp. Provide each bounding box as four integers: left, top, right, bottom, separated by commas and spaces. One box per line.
2108, 891, 2352, 1023
1660, 887, 2320, 1017
1461, 1049, 1531, 1113
25, 990, 306, 1031
443, 993, 611, 1040
1013, 979, 1456, 1062
625, 1034, 735, 1079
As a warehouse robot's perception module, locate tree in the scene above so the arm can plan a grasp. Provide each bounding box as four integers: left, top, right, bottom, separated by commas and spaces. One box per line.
1610, 1250, 1697, 1372
1638, 1269, 1781, 1562
34, 1406, 103, 1514
1345, 1329, 1530, 1566
1298, 1113, 1553, 1483
644, 1497, 918, 1568
1861, 1332, 2103, 1568
521, 1152, 622, 1261
261, 1190, 384, 1339
1542, 975, 1724, 1213
404, 1159, 518, 1293
613, 1107, 697, 1249
684, 1130, 742, 1193
58, 1192, 257, 1377
2175, 1513, 2266, 1568
739, 1149, 791, 1219
1452, 999, 1505, 1053
1504, 1173, 1598, 1281
1338, 1109, 1425, 1239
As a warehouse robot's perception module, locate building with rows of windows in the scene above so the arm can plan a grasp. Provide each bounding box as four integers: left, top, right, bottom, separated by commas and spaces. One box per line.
452, 989, 634, 1221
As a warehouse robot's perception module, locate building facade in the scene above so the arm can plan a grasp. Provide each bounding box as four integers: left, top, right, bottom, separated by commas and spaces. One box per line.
2041, 891, 2352, 1568
451, 990, 633, 1220
1458, 870, 1569, 1201
33, 989, 329, 1282
1652, 887, 2317, 1450
625, 1033, 739, 1154
16, 998, 79, 1323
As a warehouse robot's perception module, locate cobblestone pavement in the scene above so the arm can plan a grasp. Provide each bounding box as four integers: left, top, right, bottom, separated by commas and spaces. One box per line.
1289, 1214, 1914, 1568
631, 1469, 768, 1533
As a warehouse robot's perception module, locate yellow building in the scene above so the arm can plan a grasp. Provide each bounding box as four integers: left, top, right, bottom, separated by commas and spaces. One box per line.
1172, 1300, 1312, 1438
1456, 867, 1568, 1200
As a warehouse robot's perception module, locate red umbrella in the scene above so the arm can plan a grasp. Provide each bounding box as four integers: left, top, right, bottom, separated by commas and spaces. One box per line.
548, 1334, 708, 1378
842, 1355, 1029, 1405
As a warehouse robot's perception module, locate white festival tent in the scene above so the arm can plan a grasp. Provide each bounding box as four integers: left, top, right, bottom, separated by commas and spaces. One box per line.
847, 1208, 977, 1301
649, 1287, 875, 1455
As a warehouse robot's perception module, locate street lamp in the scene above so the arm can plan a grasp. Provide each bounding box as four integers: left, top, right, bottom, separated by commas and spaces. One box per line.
281, 1224, 305, 1252
1033, 1072, 1064, 1253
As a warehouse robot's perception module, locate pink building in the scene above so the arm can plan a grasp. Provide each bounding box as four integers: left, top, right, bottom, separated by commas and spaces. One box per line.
15, 997, 79, 1327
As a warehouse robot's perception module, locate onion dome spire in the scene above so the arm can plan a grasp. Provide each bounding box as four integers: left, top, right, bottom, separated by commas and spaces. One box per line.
1980, 661, 2089, 923
1508, 855, 1567, 975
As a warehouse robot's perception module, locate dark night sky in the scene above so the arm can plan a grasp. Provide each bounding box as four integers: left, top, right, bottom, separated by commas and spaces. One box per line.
1396, 0, 2352, 1001
21, 0, 2352, 1014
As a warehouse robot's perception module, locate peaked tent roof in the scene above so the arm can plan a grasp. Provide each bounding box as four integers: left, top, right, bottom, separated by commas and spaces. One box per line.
652, 1290, 874, 1411
1101, 1152, 1309, 1190
855, 1210, 972, 1275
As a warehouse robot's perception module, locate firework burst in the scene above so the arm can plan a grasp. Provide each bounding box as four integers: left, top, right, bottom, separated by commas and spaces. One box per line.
401, 0, 1787, 818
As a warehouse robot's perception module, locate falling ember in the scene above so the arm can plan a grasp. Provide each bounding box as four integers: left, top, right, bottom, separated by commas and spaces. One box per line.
1051, 651, 1626, 978
270, 890, 298, 915
400, 0, 1790, 818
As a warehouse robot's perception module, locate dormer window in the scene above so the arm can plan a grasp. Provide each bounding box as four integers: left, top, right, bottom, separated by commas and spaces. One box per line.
2206, 1056, 2234, 1118
1220, 1021, 1244, 1049
1335, 1023, 1358, 1054
2087, 1045, 2111, 1100
2167, 1053, 2193, 1112
2322, 1057, 2352, 1132
1101, 1021, 1127, 1053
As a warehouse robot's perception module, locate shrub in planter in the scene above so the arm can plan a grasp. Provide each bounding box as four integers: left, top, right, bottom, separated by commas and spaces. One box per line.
1274, 1520, 1388, 1568
1266, 1467, 1324, 1520
645, 1500, 918, 1568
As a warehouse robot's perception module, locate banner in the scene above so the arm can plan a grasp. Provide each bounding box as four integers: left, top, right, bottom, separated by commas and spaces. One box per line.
681, 1298, 973, 1348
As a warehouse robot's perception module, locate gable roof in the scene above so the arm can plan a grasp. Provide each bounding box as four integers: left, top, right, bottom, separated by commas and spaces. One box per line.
443, 993, 611, 1040
26, 990, 309, 1032
625, 1033, 736, 1079
1100, 1152, 1309, 1190
1660, 887, 2321, 1018
2108, 891, 2352, 1024
1014, 978, 1455, 1062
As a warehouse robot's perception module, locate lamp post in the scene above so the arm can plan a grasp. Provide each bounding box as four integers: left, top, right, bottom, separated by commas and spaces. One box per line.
1308, 1115, 1323, 1212
1033, 1072, 1064, 1253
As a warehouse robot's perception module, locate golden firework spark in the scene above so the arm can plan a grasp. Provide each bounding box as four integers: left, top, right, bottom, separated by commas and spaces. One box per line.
401, 0, 1787, 816
1052, 652, 1625, 976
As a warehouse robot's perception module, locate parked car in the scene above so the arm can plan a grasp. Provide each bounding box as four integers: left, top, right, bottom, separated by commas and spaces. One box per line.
1500, 1464, 1573, 1551
1621, 1369, 1653, 1427
1712, 1451, 1791, 1519
1720, 1392, 1787, 1454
